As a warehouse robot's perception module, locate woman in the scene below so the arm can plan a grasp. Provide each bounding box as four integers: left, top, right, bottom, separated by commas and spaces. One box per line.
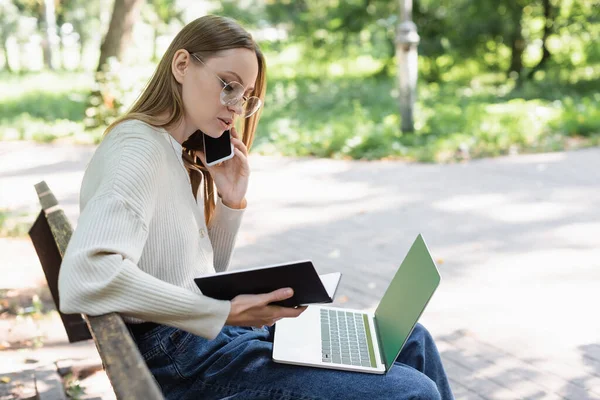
58, 15, 454, 400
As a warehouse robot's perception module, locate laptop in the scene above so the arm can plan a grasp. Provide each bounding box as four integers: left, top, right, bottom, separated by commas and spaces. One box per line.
272, 234, 441, 374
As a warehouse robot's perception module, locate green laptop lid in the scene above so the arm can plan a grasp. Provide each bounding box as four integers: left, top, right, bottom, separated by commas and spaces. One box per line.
374, 234, 441, 370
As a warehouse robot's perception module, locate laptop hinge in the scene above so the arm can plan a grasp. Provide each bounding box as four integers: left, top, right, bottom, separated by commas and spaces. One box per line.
372, 316, 388, 368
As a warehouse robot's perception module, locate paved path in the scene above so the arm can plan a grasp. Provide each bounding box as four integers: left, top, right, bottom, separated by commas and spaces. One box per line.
1, 141, 599, 399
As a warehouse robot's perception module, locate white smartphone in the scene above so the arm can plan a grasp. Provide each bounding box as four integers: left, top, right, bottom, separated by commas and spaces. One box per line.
203, 130, 235, 167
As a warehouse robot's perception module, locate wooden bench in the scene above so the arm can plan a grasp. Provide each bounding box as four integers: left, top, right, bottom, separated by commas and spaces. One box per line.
28, 181, 164, 400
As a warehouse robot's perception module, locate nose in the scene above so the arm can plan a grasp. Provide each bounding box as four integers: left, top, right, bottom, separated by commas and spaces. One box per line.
227, 99, 244, 116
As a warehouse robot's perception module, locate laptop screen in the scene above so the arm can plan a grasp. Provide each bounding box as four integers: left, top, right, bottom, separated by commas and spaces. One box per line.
374, 234, 441, 370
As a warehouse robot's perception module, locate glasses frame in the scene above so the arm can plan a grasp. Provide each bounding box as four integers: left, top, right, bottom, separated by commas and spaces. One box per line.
191, 53, 262, 118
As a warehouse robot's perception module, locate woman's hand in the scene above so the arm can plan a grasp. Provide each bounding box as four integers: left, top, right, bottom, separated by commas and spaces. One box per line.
225, 288, 308, 327
195, 127, 249, 209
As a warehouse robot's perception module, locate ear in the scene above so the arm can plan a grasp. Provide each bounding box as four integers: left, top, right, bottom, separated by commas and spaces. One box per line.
171, 49, 190, 84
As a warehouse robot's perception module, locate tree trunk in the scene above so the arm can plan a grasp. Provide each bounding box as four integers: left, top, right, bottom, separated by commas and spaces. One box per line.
59, 36, 66, 70
79, 37, 87, 70
396, 0, 420, 133
97, 0, 144, 72
41, 38, 53, 69
73, 19, 89, 71
527, 0, 553, 79
508, 6, 525, 79
41, 0, 57, 70
1, 39, 12, 72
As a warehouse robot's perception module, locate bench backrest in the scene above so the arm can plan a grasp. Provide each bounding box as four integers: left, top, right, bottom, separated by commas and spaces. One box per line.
28, 181, 164, 400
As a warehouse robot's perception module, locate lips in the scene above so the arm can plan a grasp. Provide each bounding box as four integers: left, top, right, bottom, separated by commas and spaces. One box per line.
217, 119, 228, 130
218, 118, 232, 129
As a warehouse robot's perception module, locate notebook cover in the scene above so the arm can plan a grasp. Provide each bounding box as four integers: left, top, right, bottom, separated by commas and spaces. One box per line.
194, 260, 333, 307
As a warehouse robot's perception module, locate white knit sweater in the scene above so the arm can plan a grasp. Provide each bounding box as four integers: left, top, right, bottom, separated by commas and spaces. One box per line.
58, 120, 242, 339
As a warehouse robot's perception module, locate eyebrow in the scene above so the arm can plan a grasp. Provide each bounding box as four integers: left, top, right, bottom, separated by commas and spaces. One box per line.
224, 70, 255, 93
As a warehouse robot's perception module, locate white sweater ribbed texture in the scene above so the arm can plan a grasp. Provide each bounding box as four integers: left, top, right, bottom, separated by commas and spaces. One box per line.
58, 120, 242, 339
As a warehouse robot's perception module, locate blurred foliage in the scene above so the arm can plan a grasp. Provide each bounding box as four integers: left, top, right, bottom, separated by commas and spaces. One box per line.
219, 0, 600, 80
0, 71, 98, 142
217, 0, 600, 160
0, 0, 598, 161
83, 58, 154, 133
56, 0, 103, 67
0, 208, 33, 238
64, 373, 86, 400
142, 0, 185, 61
254, 69, 600, 161
84, 58, 129, 131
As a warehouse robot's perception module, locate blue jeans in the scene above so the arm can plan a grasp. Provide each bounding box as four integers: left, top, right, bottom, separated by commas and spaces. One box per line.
130, 322, 454, 400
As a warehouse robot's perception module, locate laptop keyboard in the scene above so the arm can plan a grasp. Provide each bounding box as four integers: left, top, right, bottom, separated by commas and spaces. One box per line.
320, 309, 375, 367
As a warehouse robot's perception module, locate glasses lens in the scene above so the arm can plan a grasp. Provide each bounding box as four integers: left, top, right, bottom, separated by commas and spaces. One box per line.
220, 82, 262, 118
243, 97, 262, 117
220, 82, 245, 106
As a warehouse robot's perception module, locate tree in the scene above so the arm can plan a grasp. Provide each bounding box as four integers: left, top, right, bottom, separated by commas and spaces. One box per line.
0, 0, 20, 72
396, 0, 420, 132
527, 0, 556, 79
13, 0, 59, 70
97, 0, 144, 72
41, 0, 58, 69
216, 0, 598, 85
57, 0, 102, 69
143, 0, 184, 62
507, 1, 526, 78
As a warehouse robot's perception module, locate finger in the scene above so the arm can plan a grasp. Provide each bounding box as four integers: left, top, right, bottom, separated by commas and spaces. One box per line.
230, 148, 249, 175
230, 137, 249, 157
260, 287, 294, 305
275, 305, 307, 319
230, 126, 239, 139
233, 147, 248, 166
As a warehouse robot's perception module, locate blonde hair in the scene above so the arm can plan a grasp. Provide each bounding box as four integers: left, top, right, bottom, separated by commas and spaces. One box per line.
105, 15, 267, 225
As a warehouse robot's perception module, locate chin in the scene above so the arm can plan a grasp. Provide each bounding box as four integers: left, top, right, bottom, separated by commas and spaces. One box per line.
200, 125, 227, 138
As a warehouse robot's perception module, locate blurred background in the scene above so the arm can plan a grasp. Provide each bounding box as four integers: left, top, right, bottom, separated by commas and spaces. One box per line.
1, 0, 599, 399
0, 0, 598, 160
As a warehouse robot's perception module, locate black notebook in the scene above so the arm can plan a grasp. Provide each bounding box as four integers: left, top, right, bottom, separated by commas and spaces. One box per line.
194, 260, 342, 307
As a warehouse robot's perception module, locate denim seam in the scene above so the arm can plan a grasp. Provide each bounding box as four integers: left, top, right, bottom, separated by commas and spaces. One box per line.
141, 342, 163, 361
158, 336, 191, 381
169, 330, 194, 355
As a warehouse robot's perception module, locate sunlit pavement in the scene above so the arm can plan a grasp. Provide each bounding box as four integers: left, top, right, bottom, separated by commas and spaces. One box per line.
1, 141, 599, 398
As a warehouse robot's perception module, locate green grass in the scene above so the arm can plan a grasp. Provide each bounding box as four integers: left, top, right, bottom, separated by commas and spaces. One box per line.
1, 66, 599, 162
252, 69, 600, 161
0, 71, 99, 143
0, 70, 92, 98
2, 91, 87, 122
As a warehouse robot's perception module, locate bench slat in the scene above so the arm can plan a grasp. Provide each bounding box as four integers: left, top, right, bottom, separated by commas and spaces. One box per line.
85, 313, 164, 400
33, 181, 164, 400
34, 181, 59, 211
29, 211, 92, 342
45, 209, 73, 256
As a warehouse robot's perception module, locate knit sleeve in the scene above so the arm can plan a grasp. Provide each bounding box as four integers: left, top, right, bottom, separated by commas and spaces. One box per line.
208, 196, 245, 272
58, 131, 230, 339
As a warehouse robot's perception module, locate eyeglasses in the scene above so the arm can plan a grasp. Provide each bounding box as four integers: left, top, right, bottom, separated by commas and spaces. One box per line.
191, 53, 262, 118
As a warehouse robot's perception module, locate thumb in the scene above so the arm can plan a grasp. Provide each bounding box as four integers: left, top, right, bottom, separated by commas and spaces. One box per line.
262, 288, 294, 304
